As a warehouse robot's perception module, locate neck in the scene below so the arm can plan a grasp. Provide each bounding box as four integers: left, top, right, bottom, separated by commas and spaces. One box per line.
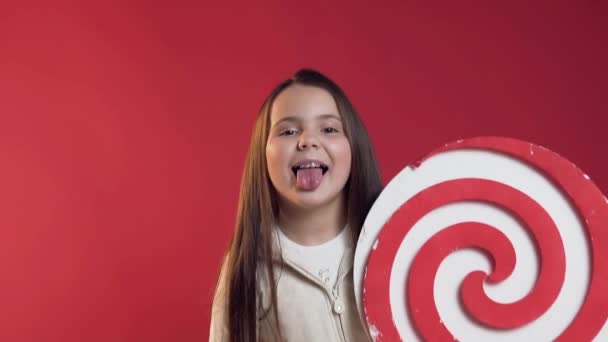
277, 194, 347, 246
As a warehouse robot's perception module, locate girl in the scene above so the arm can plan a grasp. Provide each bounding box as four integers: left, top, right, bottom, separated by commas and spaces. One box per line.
210, 69, 383, 341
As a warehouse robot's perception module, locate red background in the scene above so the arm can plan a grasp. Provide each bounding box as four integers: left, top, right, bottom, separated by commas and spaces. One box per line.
1, 2, 606, 341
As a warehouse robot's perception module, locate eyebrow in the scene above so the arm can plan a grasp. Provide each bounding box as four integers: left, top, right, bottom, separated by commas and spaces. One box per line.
272, 113, 342, 126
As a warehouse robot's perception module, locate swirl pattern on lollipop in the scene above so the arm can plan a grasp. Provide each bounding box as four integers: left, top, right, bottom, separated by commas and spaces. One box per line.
354, 137, 608, 341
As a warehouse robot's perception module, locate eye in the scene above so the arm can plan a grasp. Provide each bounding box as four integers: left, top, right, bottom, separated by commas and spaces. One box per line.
322, 127, 339, 134
279, 129, 297, 136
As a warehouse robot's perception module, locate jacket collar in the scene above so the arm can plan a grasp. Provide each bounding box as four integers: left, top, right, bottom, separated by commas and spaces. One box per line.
269, 225, 355, 281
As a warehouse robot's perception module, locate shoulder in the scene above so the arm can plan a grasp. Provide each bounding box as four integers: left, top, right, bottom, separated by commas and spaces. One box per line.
209, 255, 230, 341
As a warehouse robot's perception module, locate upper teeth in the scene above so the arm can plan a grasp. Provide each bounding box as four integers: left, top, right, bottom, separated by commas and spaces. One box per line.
298, 162, 321, 169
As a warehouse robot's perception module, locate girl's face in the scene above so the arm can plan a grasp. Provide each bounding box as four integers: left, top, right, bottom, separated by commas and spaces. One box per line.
266, 84, 352, 211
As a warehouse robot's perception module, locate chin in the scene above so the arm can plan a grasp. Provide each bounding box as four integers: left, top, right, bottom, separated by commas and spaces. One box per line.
290, 191, 340, 209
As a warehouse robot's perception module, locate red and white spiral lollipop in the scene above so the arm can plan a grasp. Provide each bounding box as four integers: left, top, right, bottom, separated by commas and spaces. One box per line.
354, 137, 608, 341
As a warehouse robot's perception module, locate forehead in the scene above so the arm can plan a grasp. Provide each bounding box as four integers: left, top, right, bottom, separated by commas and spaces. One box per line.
269, 84, 340, 124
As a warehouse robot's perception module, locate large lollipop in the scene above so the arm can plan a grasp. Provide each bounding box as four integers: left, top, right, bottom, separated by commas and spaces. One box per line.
354, 137, 608, 341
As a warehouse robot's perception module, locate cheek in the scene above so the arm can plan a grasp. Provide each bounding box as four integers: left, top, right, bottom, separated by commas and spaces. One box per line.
330, 139, 352, 174
265, 142, 287, 179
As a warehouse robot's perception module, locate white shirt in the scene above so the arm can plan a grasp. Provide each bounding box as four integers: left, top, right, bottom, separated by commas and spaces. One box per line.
276, 226, 349, 289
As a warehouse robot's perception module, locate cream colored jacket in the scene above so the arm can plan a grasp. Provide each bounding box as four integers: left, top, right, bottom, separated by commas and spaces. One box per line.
209, 231, 371, 342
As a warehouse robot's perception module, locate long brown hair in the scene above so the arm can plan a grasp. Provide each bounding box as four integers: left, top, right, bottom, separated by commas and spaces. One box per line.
219, 68, 383, 341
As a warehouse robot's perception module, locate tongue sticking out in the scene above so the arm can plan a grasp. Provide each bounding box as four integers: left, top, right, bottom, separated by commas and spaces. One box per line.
296, 168, 323, 190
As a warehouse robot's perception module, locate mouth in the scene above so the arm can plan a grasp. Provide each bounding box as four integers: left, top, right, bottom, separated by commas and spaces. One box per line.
291, 160, 329, 177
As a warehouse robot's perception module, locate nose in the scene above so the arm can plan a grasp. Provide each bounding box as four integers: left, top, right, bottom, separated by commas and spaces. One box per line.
297, 131, 319, 150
